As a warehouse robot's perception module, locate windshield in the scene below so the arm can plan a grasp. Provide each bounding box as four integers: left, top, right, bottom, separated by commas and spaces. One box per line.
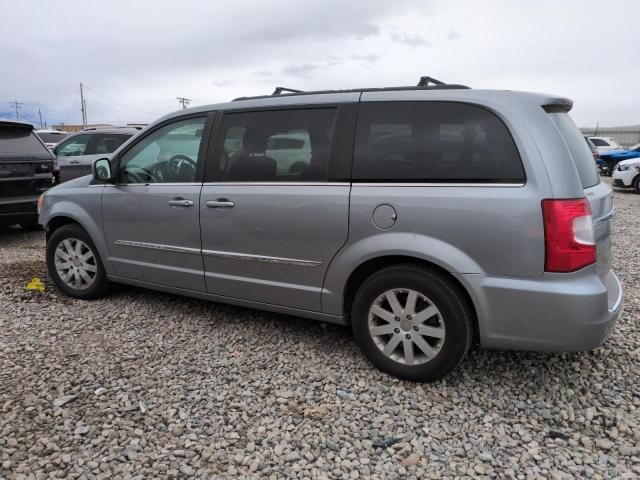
36, 132, 68, 143
549, 113, 600, 188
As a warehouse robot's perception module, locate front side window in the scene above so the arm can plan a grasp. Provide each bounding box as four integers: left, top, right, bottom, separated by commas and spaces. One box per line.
352, 102, 525, 183
55, 134, 91, 157
118, 117, 206, 184
88, 133, 131, 155
212, 108, 336, 182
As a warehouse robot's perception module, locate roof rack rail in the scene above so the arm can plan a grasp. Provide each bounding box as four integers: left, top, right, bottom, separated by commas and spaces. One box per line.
272, 87, 303, 95
232, 77, 469, 102
417, 76, 445, 87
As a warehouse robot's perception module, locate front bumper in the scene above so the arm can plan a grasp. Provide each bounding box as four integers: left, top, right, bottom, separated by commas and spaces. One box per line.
612, 178, 627, 188
459, 269, 623, 351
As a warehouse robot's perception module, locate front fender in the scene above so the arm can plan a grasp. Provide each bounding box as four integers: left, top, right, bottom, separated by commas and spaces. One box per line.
321, 232, 485, 316
41, 191, 112, 275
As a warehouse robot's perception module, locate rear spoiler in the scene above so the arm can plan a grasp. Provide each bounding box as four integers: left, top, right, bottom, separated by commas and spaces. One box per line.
542, 97, 573, 113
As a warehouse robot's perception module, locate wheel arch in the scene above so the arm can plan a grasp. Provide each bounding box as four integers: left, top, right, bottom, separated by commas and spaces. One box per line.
340, 255, 479, 338
44, 209, 112, 276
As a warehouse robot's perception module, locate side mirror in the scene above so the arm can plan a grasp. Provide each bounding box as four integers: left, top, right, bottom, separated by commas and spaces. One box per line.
93, 158, 114, 183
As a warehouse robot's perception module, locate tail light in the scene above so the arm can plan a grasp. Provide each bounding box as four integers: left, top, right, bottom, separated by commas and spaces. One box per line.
542, 198, 596, 272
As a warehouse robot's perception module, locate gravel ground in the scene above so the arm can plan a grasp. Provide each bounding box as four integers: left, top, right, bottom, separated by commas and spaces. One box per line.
1, 178, 639, 479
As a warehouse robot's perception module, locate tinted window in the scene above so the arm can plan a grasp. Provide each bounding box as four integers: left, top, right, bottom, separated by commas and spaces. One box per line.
353, 102, 525, 182
35, 132, 68, 143
550, 114, 600, 188
88, 133, 131, 155
118, 117, 205, 184
55, 134, 91, 157
589, 138, 608, 146
213, 108, 336, 182
0, 127, 49, 155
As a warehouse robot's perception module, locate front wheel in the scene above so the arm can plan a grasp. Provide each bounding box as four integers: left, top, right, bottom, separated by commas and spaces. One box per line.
633, 175, 640, 194
46, 224, 110, 299
351, 265, 474, 382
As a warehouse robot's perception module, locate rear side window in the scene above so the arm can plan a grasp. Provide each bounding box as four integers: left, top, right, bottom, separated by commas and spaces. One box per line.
352, 102, 525, 183
35, 132, 68, 143
589, 138, 608, 146
549, 113, 600, 188
213, 108, 336, 182
87, 134, 131, 155
0, 127, 49, 155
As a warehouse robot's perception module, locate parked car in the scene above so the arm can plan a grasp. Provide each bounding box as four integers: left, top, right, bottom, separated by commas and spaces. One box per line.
38, 81, 622, 382
35, 129, 69, 149
1, 120, 54, 229
612, 157, 640, 193
52, 127, 138, 183
588, 136, 624, 155
583, 135, 607, 174
599, 142, 640, 174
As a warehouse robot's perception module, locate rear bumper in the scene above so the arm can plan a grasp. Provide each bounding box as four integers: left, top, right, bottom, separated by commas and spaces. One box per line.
459, 268, 623, 351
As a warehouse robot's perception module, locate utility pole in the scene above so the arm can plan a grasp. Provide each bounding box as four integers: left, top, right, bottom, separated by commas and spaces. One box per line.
38, 108, 44, 128
176, 97, 191, 110
9, 100, 23, 120
80, 82, 87, 128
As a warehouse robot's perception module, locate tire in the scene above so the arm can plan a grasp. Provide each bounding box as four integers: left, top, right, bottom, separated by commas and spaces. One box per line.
351, 265, 473, 382
633, 175, 640, 194
46, 224, 110, 299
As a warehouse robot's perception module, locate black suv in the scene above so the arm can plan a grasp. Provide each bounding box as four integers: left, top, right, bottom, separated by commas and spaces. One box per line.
0, 120, 55, 228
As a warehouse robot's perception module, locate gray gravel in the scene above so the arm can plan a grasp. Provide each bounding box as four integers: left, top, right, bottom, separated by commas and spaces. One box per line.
1, 178, 639, 479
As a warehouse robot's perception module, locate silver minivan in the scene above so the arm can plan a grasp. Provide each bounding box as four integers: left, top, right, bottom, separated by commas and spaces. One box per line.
38, 81, 623, 381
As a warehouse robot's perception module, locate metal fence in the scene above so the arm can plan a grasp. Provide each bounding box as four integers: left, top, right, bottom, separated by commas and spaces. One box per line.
580, 127, 640, 148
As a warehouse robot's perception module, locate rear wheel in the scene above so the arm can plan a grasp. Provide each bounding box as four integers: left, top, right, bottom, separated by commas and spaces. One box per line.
351, 265, 473, 382
46, 224, 110, 299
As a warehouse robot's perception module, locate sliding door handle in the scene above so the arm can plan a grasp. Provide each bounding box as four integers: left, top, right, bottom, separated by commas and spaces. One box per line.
168, 198, 194, 207
206, 199, 235, 208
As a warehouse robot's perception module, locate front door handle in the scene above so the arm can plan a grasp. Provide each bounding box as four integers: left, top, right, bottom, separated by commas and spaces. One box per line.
69, 160, 80, 164
168, 198, 194, 207
206, 199, 235, 208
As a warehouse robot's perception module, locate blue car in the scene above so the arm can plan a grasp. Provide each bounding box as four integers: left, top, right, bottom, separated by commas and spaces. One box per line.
599, 143, 640, 173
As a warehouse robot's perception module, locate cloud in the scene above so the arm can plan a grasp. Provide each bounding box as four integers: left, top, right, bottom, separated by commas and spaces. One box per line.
390, 32, 431, 47
1, 0, 638, 127
447, 30, 460, 40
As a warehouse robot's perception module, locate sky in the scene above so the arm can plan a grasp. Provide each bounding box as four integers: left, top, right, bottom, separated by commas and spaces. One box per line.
1, 0, 638, 128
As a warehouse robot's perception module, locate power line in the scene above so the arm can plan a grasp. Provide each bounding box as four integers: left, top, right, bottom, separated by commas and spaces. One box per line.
82, 83, 162, 116
81, 95, 155, 123
177, 97, 191, 109
9, 100, 23, 120
63, 92, 80, 124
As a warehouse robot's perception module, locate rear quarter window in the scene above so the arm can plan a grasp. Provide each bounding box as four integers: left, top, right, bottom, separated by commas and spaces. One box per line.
352, 102, 525, 183
0, 127, 49, 155
549, 113, 600, 188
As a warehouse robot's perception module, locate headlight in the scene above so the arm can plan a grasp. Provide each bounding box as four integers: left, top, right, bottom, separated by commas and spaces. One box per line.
618, 164, 632, 171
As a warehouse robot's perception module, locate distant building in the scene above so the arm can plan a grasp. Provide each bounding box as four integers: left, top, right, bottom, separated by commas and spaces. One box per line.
52, 122, 148, 133
580, 125, 640, 147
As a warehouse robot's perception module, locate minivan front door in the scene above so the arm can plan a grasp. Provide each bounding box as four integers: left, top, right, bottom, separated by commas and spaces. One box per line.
101, 116, 209, 291
199, 106, 354, 311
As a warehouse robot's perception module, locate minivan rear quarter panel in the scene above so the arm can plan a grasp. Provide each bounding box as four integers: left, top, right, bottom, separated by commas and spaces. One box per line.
322, 92, 555, 316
